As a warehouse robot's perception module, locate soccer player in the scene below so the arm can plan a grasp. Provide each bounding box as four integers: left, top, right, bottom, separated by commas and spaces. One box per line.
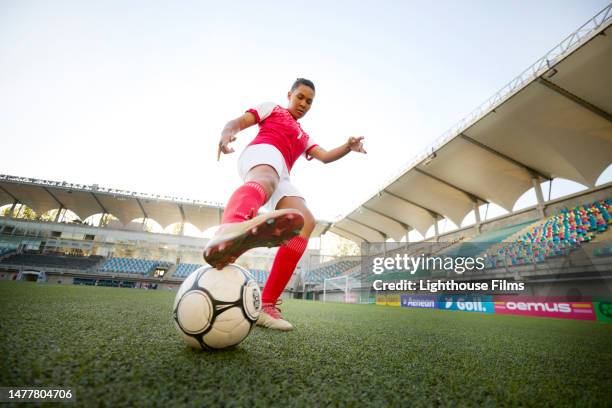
206, 78, 366, 330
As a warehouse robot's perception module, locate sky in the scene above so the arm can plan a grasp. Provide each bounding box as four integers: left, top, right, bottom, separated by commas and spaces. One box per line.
1, 0, 610, 239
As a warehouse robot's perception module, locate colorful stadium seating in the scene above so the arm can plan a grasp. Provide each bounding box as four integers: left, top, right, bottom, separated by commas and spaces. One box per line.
484, 199, 611, 268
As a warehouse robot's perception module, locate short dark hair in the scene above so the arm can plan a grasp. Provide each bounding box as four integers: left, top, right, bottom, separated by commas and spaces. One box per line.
291, 78, 315, 92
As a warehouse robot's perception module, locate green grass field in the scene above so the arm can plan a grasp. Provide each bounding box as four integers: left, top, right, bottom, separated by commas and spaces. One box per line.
1, 281, 611, 407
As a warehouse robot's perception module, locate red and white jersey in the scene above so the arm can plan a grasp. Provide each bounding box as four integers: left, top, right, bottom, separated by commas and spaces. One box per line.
246, 102, 318, 172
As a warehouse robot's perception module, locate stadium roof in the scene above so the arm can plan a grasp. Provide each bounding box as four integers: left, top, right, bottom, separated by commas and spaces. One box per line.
0, 174, 331, 237
331, 6, 612, 242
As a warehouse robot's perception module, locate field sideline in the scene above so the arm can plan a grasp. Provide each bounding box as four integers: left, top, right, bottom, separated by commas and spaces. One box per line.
1, 281, 610, 407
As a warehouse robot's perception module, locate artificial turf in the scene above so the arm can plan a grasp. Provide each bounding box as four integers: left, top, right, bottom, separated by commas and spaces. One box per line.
1, 281, 611, 407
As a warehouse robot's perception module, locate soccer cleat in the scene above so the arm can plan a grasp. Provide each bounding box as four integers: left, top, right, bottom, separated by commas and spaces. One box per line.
204, 209, 304, 269
256, 301, 294, 331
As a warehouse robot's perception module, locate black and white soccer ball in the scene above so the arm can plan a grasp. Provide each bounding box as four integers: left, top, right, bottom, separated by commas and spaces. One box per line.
173, 264, 261, 350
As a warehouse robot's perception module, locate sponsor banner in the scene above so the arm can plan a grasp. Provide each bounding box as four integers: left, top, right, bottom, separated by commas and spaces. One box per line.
493, 297, 596, 321
375, 294, 400, 306
593, 301, 612, 323
437, 295, 494, 314
386, 294, 401, 307
400, 295, 437, 309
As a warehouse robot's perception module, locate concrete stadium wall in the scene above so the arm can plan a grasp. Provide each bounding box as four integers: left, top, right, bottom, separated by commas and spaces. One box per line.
46, 275, 74, 285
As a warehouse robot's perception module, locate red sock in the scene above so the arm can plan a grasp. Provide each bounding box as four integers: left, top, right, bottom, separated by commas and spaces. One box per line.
221, 181, 267, 224
262, 236, 308, 304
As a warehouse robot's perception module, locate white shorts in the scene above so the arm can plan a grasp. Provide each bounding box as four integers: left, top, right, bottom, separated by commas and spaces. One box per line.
237, 144, 304, 212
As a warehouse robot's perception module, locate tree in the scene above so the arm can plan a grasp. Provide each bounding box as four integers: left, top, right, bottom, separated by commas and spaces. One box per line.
100, 213, 118, 227
337, 238, 360, 256
1, 205, 38, 220
170, 222, 183, 235
40, 209, 59, 222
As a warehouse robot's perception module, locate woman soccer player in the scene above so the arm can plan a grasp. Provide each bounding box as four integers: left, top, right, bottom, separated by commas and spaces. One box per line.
205, 78, 366, 330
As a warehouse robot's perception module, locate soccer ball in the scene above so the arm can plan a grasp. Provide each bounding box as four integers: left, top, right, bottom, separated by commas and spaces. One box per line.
173, 264, 261, 350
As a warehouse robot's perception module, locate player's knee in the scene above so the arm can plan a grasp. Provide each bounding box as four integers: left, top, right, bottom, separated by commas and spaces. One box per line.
258, 176, 278, 198
247, 172, 278, 198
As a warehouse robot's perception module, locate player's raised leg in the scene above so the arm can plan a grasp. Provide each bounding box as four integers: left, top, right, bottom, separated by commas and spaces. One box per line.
257, 195, 315, 331
204, 165, 304, 269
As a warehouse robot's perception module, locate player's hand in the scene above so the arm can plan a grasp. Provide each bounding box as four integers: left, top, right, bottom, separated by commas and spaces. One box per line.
347, 136, 367, 154
217, 134, 237, 161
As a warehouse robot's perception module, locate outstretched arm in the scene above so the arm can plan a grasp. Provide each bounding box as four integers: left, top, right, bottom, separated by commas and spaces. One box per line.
217, 112, 258, 160
308, 136, 367, 164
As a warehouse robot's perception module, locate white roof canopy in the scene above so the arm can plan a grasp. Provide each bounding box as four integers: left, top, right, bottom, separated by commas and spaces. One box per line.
0, 175, 331, 237
331, 13, 612, 243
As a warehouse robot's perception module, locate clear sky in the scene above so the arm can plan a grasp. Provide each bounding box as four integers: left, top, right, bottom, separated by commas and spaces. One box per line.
1, 0, 610, 237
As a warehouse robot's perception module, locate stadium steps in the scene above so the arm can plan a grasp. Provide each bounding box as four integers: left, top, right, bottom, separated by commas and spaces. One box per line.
88, 256, 108, 273
304, 259, 360, 284
442, 220, 540, 259
500, 220, 544, 243
589, 228, 612, 243
468, 219, 539, 244
165, 264, 178, 278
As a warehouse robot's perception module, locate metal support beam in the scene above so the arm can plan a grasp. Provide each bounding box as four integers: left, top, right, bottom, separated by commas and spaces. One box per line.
0, 186, 19, 209
43, 187, 65, 209
346, 217, 387, 240
414, 168, 488, 204
332, 226, 369, 243
532, 177, 546, 219
178, 205, 186, 236
42, 187, 66, 223
433, 216, 440, 242
459, 134, 551, 180
473, 201, 482, 234
58, 208, 67, 223
54, 206, 64, 223
14, 203, 24, 219
7, 200, 18, 218
90, 193, 109, 215
135, 198, 149, 219
537, 78, 612, 123
362, 205, 411, 230
98, 212, 107, 228
381, 189, 441, 219
320, 222, 332, 236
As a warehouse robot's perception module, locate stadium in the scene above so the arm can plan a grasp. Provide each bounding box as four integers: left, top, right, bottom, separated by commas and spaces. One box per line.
1, 3, 611, 407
